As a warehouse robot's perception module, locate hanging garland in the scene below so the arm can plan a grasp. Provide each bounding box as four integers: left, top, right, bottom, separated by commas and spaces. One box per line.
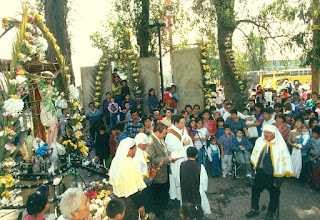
92, 58, 108, 108
92, 49, 144, 113
201, 41, 216, 110
127, 50, 143, 113
225, 34, 248, 102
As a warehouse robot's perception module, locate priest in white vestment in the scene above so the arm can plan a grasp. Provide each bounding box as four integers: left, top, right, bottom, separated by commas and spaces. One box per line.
165, 115, 193, 201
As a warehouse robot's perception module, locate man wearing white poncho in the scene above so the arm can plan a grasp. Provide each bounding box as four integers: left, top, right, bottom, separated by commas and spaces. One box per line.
245, 125, 295, 220
109, 137, 146, 220
165, 115, 193, 202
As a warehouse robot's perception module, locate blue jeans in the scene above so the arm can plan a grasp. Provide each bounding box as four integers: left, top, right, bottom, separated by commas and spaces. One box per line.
110, 113, 118, 128
210, 151, 220, 176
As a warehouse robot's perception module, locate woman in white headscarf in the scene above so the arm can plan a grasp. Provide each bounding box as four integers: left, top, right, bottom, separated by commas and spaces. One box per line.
245, 125, 294, 220
109, 137, 146, 220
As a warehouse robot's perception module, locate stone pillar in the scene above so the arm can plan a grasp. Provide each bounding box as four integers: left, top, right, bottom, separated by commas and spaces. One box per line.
137, 57, 160, 114
80, 65, 112, 111
172, 47, 204, 112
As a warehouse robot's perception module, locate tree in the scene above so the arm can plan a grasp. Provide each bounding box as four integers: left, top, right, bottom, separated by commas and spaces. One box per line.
260, 0, 320, 93
42, 0, 74, 89
192, 0, 290, 108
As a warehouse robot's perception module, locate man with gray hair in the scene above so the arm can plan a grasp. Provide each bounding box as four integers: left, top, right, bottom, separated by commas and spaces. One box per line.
58, 188, 90, 220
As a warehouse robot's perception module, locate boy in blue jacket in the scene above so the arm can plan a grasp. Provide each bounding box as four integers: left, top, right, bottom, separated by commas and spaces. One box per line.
232, 128, 253, 178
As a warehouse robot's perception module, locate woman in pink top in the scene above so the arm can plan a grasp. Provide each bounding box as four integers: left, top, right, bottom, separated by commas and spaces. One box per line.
301, 88, 308, 100
24, 186, 49, 220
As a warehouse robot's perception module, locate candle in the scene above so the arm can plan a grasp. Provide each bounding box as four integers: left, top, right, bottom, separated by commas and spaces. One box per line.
103, 159, 106, 168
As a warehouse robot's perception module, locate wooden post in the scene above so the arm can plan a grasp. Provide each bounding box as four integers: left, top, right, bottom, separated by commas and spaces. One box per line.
29, 81, 47, 142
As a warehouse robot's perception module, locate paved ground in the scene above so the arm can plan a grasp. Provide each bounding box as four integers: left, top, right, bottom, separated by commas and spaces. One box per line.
2, 168, 320, 220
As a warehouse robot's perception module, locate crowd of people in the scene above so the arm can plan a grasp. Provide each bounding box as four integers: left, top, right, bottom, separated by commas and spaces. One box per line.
24, 75, 320, 220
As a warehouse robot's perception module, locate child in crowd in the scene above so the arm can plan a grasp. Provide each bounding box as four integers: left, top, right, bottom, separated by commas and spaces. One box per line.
207, 137, 220, 177
95, 125, 110, 164
106, 198, 126, 220
109, 127, 119, 158
298, 124, 312, 183
285, 112, 294, 128
262, 107, 275, 127
310, 125, 320, 189
108, 97, 119, 128
116, 123, 127, 143
218, 125, 234, 177
185, 104, 193, 116
242, 108, 258, 144
216, 117, 225, 139
231, 128, 253, 177
158, 100, 166, 117
25, 185, 49, 220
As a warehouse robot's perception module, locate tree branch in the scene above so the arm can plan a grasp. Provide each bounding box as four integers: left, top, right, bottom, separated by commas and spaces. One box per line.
236, 19, 281, 47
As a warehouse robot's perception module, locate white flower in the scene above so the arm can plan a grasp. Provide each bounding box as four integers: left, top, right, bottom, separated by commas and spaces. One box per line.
69, 84, 79, 100
89, 204, 99, 211
53, 177, 61, 186
0, 197, 9, 205
33, 36, 48, 52
3, 98, 24, 117
10, 75, 28, 85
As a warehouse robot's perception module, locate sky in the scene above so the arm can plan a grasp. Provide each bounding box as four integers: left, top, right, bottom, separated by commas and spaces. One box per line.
0, 0, 304, 86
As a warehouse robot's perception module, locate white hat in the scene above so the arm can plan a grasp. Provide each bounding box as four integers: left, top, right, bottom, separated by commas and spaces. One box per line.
134, 133, 149, 146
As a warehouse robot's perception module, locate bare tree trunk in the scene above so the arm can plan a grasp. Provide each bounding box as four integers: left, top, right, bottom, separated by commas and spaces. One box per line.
312, 0, 320, 94
137, 0, 150, 58
44, 0, 74, 89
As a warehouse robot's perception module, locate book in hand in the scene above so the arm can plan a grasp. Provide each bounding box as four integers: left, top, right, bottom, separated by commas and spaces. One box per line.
170, 151, 185, 159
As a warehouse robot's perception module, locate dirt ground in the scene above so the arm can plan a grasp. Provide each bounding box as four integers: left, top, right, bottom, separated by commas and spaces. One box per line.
1, 169, 320, 220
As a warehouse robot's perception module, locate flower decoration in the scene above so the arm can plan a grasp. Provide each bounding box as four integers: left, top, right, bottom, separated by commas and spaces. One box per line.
35, 143, 51, 158
69, 84, 80, 101
127, 51, 143, 114
85, 180, 112, 219
201, 41, 215, 109
2, 97, 24, 117
4, 143, 16, 154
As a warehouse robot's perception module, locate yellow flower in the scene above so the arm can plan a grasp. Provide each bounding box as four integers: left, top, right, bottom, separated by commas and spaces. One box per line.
106, 191, 111, 195
33, 14, 41, 21
97, 195, 101, 199
16, 70, 25, 75
73, 102, 78, 110
98, 71, 103, 75
129, 55, 135, 59
24, 33, 31, 38
1, 190, 10, 199
4, 127, 9, 132
62, 140, 68, 145
18, 52, 22, 57
104, 58, 108, 62
133, 67, 139, 71
99, 66, 104, 71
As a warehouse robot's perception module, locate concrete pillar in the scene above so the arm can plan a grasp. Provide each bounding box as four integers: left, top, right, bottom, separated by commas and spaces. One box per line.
137, 57, 160, 114
172, 47, 204, 112
80, 65, 112, 111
